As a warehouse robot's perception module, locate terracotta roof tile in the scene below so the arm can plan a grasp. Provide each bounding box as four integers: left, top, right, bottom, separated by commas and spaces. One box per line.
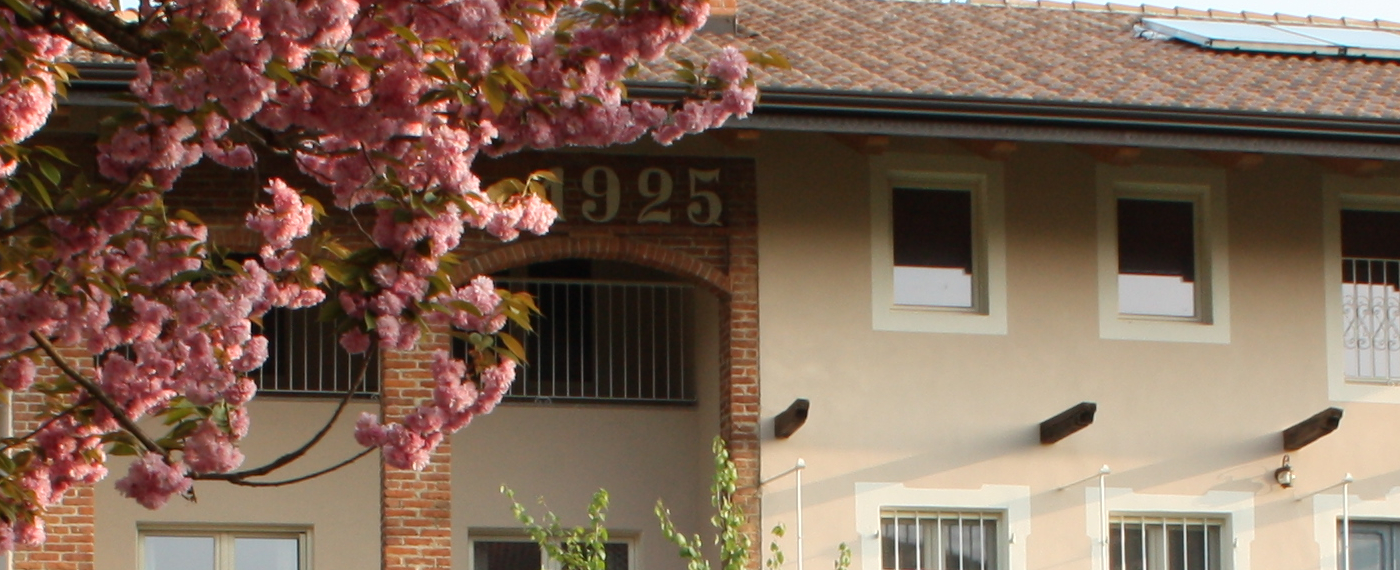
667, 0, 1400, 120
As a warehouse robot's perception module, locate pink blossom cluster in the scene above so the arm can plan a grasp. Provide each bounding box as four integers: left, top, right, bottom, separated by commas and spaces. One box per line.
0, 0, 758, 543
354, 351, 516, 470
115, 454, 193, 510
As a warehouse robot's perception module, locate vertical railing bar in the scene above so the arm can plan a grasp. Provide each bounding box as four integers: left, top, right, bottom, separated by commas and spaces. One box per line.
907, 515, 918, 570
1202, 518, 1209, 570
956, 512, 964, 570
978, 513, 986, 570
651, 285, 658, 401
935, 513, 943, 570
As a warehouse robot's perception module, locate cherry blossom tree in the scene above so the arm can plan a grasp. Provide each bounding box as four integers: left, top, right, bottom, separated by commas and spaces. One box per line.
0, 0, 766, 550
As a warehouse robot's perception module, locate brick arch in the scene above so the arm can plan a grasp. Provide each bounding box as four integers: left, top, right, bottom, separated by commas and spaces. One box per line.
456, 235, 732, 299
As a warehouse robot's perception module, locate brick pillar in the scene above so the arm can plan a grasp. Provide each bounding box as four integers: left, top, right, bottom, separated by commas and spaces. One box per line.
13, 347, 95, 570
722, 186, 761, 566
381, 331, 453, 570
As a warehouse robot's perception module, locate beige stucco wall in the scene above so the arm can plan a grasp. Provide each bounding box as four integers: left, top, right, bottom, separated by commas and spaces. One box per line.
94, 399, 381, 570
753, 133, 1400, 570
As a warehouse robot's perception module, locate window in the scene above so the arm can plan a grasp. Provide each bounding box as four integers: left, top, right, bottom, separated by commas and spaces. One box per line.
472, 537, 632, 570
1340, 520, 1400, 570
253, 307, 380, 397
880, 510, 999, 570
1109, 515, 1224, 570
454, 259, 695, 404
141, 527, 308, 570
1087, 489, 1251, 570
1117, 198, 1198, 318
1097, 166, 1230, 343
855, 483, 1029, 570
1324, 181, 1400, 403
870, 154, 1007, 335
1340, 209, 1400, 383
892, 188, 975, 309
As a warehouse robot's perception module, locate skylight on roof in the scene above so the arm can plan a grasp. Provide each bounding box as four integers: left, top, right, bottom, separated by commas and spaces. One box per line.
1142, 18, 1400, 59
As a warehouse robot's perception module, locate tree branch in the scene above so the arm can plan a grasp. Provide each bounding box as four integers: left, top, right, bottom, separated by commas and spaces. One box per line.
28, 332, 166, 458
199, 447, 375, 487
0, 401, 80, 455
42, 0, 152, 58
196, 336, 376, 480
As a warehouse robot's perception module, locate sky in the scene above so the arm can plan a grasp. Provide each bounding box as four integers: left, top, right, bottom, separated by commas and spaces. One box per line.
1121, 0, 1400, 20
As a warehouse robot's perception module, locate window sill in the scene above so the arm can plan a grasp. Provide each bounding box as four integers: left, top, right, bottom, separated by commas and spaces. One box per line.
873, 303, 1007, 335
1099, 315, 1230, 344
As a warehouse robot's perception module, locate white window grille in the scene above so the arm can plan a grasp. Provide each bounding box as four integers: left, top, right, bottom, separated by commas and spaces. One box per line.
880, 510, 1000, 570
253, 307, 380, 397
1108, 515, 1223, 570
458, 278, 694, 404
1342, 258, 1400, 383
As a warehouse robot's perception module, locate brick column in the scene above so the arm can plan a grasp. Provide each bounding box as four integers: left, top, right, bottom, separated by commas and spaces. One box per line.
13, 348, 95, 570
721, 176, 761, 566
381, 331, 453, 570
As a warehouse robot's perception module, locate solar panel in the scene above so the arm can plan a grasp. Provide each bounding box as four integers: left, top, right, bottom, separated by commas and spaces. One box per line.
1276, 25, 1400, 59
1142, 18, 1342, 56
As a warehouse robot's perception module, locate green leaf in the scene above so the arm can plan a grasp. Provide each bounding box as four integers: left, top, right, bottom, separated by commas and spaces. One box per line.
498, 332, 529, 364
482, 79, 506, 115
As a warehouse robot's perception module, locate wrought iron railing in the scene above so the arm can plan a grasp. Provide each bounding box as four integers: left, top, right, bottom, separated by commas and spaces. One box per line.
1343, 257, 1400, 383
253, 307, 380, 397
491, 278, 695, 404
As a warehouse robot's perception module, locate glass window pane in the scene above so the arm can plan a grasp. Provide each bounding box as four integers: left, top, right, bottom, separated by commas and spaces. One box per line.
475, 541, 542, 570
1118, 198, 1196, 317
881, 517, 897, 570
893, 188, 974, 308
235, 537, 299, 570
145, 536, 215, 570
603, 542, 629, 570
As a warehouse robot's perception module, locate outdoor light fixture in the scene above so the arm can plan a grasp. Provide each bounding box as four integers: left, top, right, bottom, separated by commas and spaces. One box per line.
1275, 455, 1295, 488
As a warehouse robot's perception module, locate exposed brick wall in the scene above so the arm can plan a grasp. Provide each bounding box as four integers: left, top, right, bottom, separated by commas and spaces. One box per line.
462, 150, 764, 565
13, 348, 95, 570
381, 330, 454, 570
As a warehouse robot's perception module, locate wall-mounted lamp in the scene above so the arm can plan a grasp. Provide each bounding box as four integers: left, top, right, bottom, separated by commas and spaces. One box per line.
1275, 455, 1295, 488
774, 398, 810, 439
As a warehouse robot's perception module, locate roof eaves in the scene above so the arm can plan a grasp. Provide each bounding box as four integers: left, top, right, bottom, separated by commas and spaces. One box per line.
626, 83, 1400, 145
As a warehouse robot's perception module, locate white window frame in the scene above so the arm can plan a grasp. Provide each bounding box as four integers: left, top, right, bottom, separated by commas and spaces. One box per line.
855, 483, 1029, 570
1310, 484, 1400, 569
1097, 166, 1231, 343
468, 530, 637, 570
138, 524, 311, 570
870, 153, 1007, 335
1085, 488, 1252, 570
1323, 176, 1400, 404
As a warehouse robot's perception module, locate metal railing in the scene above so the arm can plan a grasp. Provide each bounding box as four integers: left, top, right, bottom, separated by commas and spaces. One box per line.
1343, 257, 1400, 383
881, 510, 999, 570
495, 278, 695, 404
1109, 515, 1223, 570
253, 307, 380, 397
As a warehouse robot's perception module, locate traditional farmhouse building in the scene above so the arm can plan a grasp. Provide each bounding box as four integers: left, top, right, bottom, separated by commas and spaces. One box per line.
24, 1, 1400, 569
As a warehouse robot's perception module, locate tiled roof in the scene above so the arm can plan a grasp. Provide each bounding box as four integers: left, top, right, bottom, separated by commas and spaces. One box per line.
672, 0, 1400, 120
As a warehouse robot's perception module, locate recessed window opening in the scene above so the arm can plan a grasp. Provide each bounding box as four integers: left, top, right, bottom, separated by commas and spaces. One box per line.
880, 509, 1000, 570
1339, 519, 1400, 570
1109, 515, 1223, 570
892, 187, 975, 309
1341, 209, 1400, 383
453, 259, 695, 405
473, 537, 630, 570
1118, 198, 1198, 318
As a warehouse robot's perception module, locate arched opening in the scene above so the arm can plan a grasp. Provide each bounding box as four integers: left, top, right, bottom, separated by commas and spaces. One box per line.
451, 257, 724, 570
